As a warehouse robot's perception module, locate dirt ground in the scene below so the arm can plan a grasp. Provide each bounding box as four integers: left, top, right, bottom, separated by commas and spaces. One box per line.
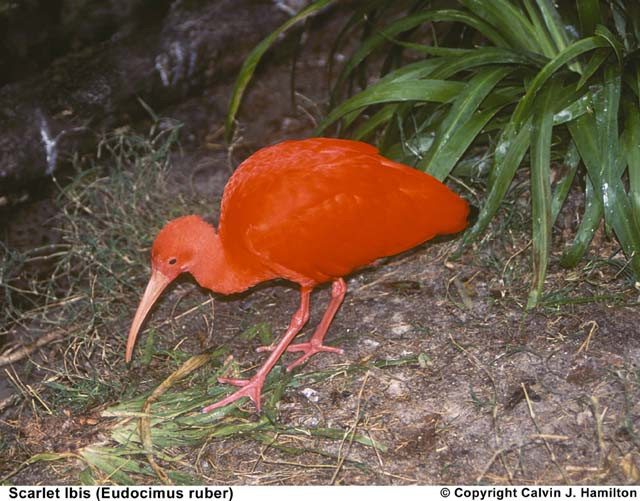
1, 7, 639, 486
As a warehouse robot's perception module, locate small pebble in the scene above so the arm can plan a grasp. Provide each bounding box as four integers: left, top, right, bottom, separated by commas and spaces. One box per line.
301, 387, 319, 402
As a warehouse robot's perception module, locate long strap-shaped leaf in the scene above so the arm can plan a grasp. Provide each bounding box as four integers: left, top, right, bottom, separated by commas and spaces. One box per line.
551, 140, 580, 223
624, 100, 640, 230
429, 47, 546, 80
339, 58, 447, 131
460, 0, 541, 53
419, 66, 513, 180
597, 65, 640, 275
331, 9, 509, 101
352, 104, 397, 141
559, 175, 602, 268
526, 81, 558, 309
568, 65, 640, 277
522, 0, 560, 58
512, 36, 610, 128
577, 0, 602, 36
317, 79, 465, 133
224, 0, 335, 142
453, 119, 532, 258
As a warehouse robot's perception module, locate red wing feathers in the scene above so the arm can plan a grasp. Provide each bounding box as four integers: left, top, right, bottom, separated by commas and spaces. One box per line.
219, 138, 469, 285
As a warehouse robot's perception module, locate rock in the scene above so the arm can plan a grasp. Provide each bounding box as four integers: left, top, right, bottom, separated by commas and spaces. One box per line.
0, 0, 290, 196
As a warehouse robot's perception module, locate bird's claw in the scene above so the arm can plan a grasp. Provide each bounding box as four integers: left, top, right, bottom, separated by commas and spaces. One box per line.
201, 376, 264, 413
257, 341, 344, 371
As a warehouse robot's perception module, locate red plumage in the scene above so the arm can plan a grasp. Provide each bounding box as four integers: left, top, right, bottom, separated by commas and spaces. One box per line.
126, 138, 469, 412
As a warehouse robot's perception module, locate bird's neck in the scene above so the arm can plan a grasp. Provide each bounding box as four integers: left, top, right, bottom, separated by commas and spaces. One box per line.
189, 226, 265, 295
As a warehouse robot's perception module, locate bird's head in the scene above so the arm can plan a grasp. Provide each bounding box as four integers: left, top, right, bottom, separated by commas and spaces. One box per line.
126, 215, 215, 363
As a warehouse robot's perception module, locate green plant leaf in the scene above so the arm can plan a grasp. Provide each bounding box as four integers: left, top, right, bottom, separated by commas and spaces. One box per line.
553, 87, 599, 124
454, 119, 533, 257
317, 79, 464, 133
419, 66, 513, 179
596, 64, 640, 275
551, 140, 580, 223
560, 176, 602, 267
577, 0, 601, 36
535, 0, 572, 52
332, 8, 509, 100
430, 47, 546, 80
460, 0, 540, 52
225, 0, 335, 142
521, 0, 557, 58
513, 35, 609, 128
624, 100, 640, 230
421, 106, 502, 180
568, 67, 640, 277
594, 24, 624, 63
352, 104, 397, 140
527, 82, 557, 309
577, 48, 610, 89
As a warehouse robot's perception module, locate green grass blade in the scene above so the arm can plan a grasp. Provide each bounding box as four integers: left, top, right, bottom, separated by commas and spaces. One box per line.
624, 100, 640, 229
375, 58, 447, 84
326, 0, 389, 86
80, 446, 143, 485
352, 104, 397, 140
626, 2, 640, 46
535, 0, 572, 52
513, 36, 609, 128
526, 82, 557, 309
551, 140, 580, 223
332, 9, 508, 99
577, 0, 601, 36
596, 64, 640, 275
594, 24, 623, 63
597, 64, 620, 182
453, 119, 532, 257
430, 47, 546, 80
560, 176, 602, 267
608, 2, 629, 51
224, 0, 335, 142
577, 48, 610, 89
460, 0, 540, 52
419, 66, 513, 179
378, 101, 432, 157
317, 79, 464, 133
568, 72, 640, 277
522, 0, 558, 57
623, 62, 640, 100
553, 87, 599, 125
340, 58, 448, 130
431, 9, 510, 47
420, 106, 503, 180
379, 38, 472, 58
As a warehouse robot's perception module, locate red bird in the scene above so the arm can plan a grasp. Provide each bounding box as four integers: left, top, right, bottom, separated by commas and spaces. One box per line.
126, 138, 469, 412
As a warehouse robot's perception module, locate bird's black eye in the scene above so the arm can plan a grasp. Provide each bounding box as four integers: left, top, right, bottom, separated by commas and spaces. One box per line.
168, 258, 177, 265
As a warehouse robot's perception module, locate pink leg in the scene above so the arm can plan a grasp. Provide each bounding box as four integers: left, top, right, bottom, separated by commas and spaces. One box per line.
257, 278, 346, 371
202, 288, 311, 413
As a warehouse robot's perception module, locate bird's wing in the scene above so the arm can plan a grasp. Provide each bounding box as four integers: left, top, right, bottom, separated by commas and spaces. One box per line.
232, 151, 467, 285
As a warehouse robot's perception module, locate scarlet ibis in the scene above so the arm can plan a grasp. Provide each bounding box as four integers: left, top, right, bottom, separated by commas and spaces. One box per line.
126, 138, 469, 413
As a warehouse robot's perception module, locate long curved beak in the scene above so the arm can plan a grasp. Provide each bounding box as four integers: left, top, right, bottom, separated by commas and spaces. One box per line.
126, 269, 173, 363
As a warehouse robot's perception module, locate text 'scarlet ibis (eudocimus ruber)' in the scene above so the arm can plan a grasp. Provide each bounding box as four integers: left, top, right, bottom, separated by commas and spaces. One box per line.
126, 138, 469, 413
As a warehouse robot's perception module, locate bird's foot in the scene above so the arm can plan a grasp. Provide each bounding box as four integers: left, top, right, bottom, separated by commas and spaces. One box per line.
257, 340, 344, 371
201, 375, 265, 413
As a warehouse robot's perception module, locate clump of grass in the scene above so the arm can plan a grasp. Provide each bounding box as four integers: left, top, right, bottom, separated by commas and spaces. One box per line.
11, 351, 396, 484
226, 0, 640, 308
0, 119, 206, 407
